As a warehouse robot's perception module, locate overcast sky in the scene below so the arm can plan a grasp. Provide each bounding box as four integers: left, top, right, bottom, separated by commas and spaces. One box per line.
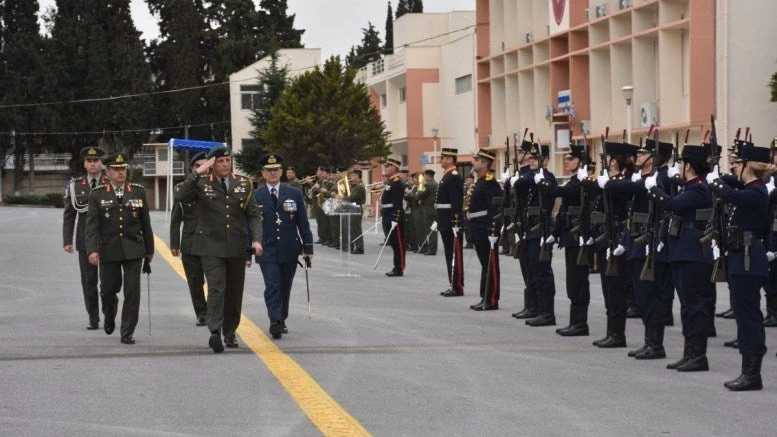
39, 0, 476, 58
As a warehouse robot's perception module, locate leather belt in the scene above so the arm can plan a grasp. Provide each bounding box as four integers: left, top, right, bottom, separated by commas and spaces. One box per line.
434, 203, 451, 209
380, 203, 393, 209
467, 210, 487, 219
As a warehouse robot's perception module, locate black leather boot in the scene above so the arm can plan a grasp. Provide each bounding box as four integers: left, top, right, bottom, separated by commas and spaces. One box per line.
763, 295, 777, 327
628, 327, 649, 357
724, 354, 764, 391
592, 317, 612, 346
598, 317, 626, 348
667, 339, 690, 369
724, 338, 739, 348
635, 325, 666, 360
676, 333, 709, 372
526, 296, 556, 326
557, 305, 589, 336
512, 290, 538, 319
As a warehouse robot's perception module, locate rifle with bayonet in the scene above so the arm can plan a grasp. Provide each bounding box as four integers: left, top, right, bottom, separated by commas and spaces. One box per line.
511, 129, 530, 259
701, 115, 729, 282
636, 126, 659, 281
594, 129, 619, 276
536, 138, 553, 262
575, 133, 591, 266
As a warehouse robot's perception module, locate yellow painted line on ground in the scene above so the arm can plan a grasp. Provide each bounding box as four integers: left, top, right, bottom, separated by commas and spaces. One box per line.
153, 235, 370, 436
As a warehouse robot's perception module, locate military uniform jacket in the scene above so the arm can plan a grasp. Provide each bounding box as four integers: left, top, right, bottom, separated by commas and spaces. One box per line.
768, 173, 777, 251
511, 165, 533, 228
435, 168, 463, 231
649, 177, 712, 264
85, 183, 154, 262
344, 182, 366, 210
170, 181, 199, 254
582, 174, 630, 251
381, 175, 404, 225
519, 170, 557, 241
253, 185, 314, 264
468, 172, 504, 234
175, 172, 262, 258
404, 181, 419, 215
63, 174, 108, 251
285, 178, 303, 191
606, 175, 650, 260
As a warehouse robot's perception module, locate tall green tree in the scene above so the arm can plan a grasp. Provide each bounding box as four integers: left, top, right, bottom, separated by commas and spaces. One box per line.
771, 69, 777, 102
345, 22, 382, 70
384, 1, 394, 55
234, 52, 290, 176
262, 56, 390, 177
408, 0, 423, 13
395, 0, 409, 19
258, 0, 304, 51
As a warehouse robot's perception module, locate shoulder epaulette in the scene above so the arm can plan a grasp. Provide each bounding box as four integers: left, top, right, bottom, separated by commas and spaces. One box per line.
93, 184, 108, 191
485, 173, 494, 181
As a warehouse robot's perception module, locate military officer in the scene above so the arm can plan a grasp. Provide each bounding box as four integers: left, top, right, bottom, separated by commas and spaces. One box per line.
285, 166, 303, 191
85, 152, 154, 345
382, 158, 406, 277
468, 149, 504, 311
170, 151, 208, 326
401, 169, 420, 252
510, 139, 539, 319
343, 169, 366, 254
308, 166, 331, 245
175, 146, 263, 353
462, 174, 475, 248
63, 146, 108, 330
436, 148, 465, 297
252, 153, 314, 339
418, 169, 439, 255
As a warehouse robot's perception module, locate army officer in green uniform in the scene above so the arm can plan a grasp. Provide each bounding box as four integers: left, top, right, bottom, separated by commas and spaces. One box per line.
175, 146, 263, 353
86, 153, 154, 345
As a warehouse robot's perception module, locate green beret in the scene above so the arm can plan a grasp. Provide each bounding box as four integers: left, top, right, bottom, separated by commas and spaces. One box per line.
206, 145, 230, 159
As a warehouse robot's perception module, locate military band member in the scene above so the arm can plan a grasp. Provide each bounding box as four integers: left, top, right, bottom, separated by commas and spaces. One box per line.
284, 166, 303, 191
326, 167, 342, 248
382, 158, 406, 277
468, 149, 504, 311
646, 144, 713, 371
309, 166, 332, 245
85, 153, 154, 345
171, 151, 208, 326
401, 169, 419, 252
343, 169, 366, 254
708, 144, 773, 390
252, 153, 314, 340
63, 146, 108, 330
175, 146, 263, 353
436, 148, 464, 297
418, 169, 439, 255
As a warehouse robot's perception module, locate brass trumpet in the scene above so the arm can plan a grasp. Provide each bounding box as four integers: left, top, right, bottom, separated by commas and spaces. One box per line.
300, 175, 317, 185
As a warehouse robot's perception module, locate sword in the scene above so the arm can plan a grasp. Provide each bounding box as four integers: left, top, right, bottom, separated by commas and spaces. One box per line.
298, 256, 312, 318
373, 221, 398, 270
350, 220, 380, 244
410, 228, 436, 265
142, 258, 151, 336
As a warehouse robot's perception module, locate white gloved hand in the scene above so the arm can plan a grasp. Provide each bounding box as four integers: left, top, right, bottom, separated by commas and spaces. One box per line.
430, 221, 438, 231
545, 235, 556, 245
510, 174, 521, 185
506, 222, 515, 230
631, 172, 641, 183
391, 220, 399, 229
711, 239, 720, 260
613, 244, 626, 256
597, 172, 609, 189
606, 247, 611, 260
768, 251, 776, 262
514, 233, 521, 243
487, 235, 499, 248
657, 242, 664, 253
579, 236, 585, 247
645, 245, 650, 256
539, 236, 545, 247
706, 165, 720, 184
533, 169, 545, 184
668, 162, 680, 178
766, 176, 776, 194
644, 174, 657, 191
586, 237, 594, 246
576, 166, 588, 181
501, 171, 510, 183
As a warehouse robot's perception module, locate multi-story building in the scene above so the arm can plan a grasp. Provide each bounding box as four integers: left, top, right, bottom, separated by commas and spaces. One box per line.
359, 11, 477, 174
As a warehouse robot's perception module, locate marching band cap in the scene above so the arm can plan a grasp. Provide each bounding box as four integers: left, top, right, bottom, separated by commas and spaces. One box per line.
206, 145, 230, 159
329, 166, 338, 174
80, 146, 105, 160
385, 157, 402, 169
678, 145, 711, 163
739, 145, 770, 163
102, 152, 128, 168
259, 152, 283, 169
351, 168, 362, 177
528, 143, 550, 157
189, 151, 207, 167
520, 139, 533, 152
604, 141, 634, 157
441, 147, 458, 157
474, 148, 496, 161
424, 169, 436, 176
399, 167, 410, 174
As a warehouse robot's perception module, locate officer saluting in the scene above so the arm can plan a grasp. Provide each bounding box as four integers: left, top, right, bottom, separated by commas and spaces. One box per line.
85, 153, 154, 345
382, 158, 406, 277
63, 146, 108, 330
468, 149, 504, 311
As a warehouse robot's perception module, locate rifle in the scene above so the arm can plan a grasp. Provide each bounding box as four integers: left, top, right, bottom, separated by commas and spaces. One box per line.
503, 136, 510, 174
536, 139, 552, 262
575, 133, 591, 266
703, 115, 729, 282
637, 127, 659, 281
511, 129, 530, 259
594, 129, 619, 276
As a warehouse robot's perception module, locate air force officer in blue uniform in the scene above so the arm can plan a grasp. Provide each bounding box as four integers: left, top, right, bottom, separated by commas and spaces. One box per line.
253, 153, 314, 340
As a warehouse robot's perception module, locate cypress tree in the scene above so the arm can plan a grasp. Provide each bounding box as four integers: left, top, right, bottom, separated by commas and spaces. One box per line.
395, 0, 409, 19
384, 1, 394, 55
409, 0, 423, 13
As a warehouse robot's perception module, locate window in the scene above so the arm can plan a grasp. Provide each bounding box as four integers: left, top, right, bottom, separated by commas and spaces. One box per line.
240, 85, 262, 110
157, 148, 168, 161
455, 74, 472, 93
399, 87, 406, 103
380, 94, 387, 107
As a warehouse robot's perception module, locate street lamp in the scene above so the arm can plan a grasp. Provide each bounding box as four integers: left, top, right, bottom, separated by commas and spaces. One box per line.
621, 85, 634, 144
431, 127, 439, 168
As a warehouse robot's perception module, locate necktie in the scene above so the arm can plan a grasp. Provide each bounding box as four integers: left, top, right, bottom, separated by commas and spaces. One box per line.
90, 178, 96, 189
271, 187, 278, 207
220, 178, 228, 193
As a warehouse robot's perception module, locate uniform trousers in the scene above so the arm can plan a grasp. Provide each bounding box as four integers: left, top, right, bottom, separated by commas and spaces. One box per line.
350, 212, 364, 252
656, 261, 675, 315
472, 230, 500, 305
383, 219, 405, 272
672, 261, 713, 338
730, 274, 768, 356
524, 239, 555, 300
598, 249, 627, 320
260, 260, 298, 324
564, 246, 590, 308
441, 228, 464, 292
181, 252, 207, 319
99, 258, 141, 338
630, 258, 663, 326
200, 256, 245, 338
78, 250, 100, 324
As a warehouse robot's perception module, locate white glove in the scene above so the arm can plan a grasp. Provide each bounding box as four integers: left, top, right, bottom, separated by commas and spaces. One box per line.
606, 247, 611, 260
501, 171, 510, 183
545, 235, 556, 245
533, 169, 545, 184
711, 239, 720, 260
430, 221, 438, 231
510, 174, 521, 185
645, 245, 650, 256
391, 220, 399, 229
506, 222, 515, 230
631, 172, 641, 183
597, 172, 609, 189
576, 166, 588, 181
613, 244, 625, 256
539, 236, 544, 247
766, 176, 776, 194
656, 242, 664, 253
586, 237, 594, 246
579, 236, 585, 247
768, 251, 776, 262
706, 165, 720, 184
487, 235, 499, 248
667, 162, 680, 178
644, 174, 657, 191
514, 233, 521, 243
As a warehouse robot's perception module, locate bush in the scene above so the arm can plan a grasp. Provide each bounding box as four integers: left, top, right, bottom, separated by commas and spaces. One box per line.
4, 193, 65, 208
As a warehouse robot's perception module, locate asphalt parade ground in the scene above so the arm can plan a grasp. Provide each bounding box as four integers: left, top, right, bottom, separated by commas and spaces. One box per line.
1, 205, 777, 436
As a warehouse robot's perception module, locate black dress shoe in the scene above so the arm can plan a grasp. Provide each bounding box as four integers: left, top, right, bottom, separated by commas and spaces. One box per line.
385, 269, 403, 277
556, 324, 589, 336
269, 323, 283, 339
525, 314, 556, 327
469, 300, 484, 309
724, 338, 739, 348
87, 322, 99, 330
196, 317, 207, 327
209, 332, 224, 353
634, 345, 666, 360
472, 304, 498, 311
350, 249, 364, 254
120, 335, 135, 345
511, 309, 537, 319
104, 320, 115, 335
224, 335, 239, 348
441, 289, 463, 297
592, 335, 612, 347
716, 308, 735, 319
423, 251, 437, 256
280, 321, 289, 334
628, 345, 649, 358
597, 335, 627, 348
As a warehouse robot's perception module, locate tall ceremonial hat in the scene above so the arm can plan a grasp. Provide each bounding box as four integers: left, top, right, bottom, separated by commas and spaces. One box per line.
385, 157, 402, 169
102, 152, 129, 168
528, 143, 549, 157
678, 144, 711, 164
189, 151, 207, 167
80, 146, 105, 160
739, 145, 770, 163
206, 145, 230, 159
259, 152, 283, 169
474, 148, 496, 162
564, 144, 588, 163
643, 138, 674, 157
604, 140, 633, 157
520, 139, 533, 152
441, 147, 458, 157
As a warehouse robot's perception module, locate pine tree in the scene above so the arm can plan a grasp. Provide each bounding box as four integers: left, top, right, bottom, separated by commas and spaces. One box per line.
259, 0, 304, 54
345, 22, 382, 70
409, 0, 423, 13
771, 70, 777, 102
262, 56, 390, 177
384, 1, 394, 55
395, 0, 409, 19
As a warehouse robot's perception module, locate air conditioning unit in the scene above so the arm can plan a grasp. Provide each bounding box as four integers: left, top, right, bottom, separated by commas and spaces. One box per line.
525, 32, 533, 44
619, 0, 631, 10
639, 102, 658, 128
580, 120, 591, 135
595, 4, 608, 18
